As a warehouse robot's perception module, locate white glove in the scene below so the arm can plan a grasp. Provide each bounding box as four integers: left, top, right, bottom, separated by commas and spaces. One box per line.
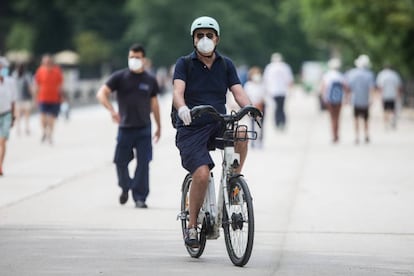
178, 105, 192, 126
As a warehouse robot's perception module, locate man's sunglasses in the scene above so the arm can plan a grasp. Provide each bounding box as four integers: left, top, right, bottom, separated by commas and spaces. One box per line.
195, 32, 215, 39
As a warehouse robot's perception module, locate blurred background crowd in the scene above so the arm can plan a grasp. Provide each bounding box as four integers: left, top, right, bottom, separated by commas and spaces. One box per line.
0, 0, 413, 108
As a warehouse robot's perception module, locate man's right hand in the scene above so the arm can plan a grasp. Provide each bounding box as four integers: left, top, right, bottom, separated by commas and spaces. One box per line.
178, 105, 192, 125
110, 110, 120, 124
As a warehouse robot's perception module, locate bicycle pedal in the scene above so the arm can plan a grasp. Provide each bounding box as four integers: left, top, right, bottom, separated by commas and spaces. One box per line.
176, 211, 187, 221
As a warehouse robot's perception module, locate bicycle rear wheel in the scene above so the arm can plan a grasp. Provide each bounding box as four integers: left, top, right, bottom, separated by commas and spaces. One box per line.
180, 174, 206, 258
222, 176, 254, 266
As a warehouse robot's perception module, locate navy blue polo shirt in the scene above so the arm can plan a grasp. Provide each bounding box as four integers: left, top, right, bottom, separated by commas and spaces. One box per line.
173, 51, 241, 126
106, 69, 159, 128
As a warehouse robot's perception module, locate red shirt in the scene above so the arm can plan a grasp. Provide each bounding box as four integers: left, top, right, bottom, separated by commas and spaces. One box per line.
35, 65, 63, 103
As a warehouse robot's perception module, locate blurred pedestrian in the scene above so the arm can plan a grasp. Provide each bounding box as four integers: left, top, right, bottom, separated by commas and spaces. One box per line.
346, 55, 375, 144
244, 66, 265, 148
34, 54, 63, 144
12, 63, 34, 135
96, 43, 161, 209
0, 57, 17, 176
320, 58, 346, 143
263, 52, 294, 131
376, 63, 403, 130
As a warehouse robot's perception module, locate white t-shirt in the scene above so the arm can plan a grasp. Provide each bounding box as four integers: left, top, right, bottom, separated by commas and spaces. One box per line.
376, 68, 402, 100
263, 61, 293, 97
244, 80, 265, 105
0, 76, 17, 114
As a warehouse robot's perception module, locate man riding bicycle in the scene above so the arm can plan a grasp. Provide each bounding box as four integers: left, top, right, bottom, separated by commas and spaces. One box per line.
172, 16, 252, 248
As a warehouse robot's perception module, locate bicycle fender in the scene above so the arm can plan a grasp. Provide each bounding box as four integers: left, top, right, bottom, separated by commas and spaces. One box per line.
229, 174, 244, 183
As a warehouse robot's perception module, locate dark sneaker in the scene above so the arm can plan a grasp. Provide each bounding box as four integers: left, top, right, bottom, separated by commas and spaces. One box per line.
184, 227, 199, 248
135, 200, 148, 209
119, 191, 128, 205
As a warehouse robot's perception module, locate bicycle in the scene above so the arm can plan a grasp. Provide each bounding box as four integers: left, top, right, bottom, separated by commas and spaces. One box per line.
177, 105, 262, 266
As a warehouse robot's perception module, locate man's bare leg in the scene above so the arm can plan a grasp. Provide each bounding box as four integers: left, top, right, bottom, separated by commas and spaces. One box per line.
0, 138, 6, 174
235, 126, 248, 173
189, 165, 210, 228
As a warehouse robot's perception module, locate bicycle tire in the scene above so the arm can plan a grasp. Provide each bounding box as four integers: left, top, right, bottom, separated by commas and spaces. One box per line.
222, 176, 254, 266
180, 174, 207, 258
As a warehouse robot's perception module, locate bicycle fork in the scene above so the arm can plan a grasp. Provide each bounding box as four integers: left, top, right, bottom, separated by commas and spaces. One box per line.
220, 146, 241, 229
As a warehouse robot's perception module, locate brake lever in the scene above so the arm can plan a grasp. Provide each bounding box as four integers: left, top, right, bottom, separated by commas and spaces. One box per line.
247, 108, 263, 128
254, 117, 262, 128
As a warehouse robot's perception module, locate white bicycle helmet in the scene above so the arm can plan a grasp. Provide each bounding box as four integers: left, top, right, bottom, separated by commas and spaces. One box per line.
190, 16, 220, 36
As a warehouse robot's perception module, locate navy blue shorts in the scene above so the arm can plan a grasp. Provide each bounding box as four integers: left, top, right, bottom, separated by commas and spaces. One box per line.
176, 122, 223, 174
38, 103, 60, 117
354, 106, 369, 120
383, 100, 395, 111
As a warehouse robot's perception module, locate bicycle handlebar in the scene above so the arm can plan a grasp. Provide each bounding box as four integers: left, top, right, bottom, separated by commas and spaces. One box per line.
190, 105, 263, 127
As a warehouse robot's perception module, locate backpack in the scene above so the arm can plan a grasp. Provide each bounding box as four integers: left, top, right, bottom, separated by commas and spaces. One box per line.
170, 54, 228, 128
327, 81, 343, 104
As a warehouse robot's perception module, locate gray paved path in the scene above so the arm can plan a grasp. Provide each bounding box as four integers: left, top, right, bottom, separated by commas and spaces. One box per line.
1, 88, 414, 275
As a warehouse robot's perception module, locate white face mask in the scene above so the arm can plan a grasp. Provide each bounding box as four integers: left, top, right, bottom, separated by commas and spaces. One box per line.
128, 58, 143, 71
196, 37, 215, 54
252, 74, 262, 83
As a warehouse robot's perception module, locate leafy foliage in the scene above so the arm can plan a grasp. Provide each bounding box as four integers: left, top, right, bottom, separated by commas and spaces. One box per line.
294, 0, 414, 77
1, 0, 413, 79
74, 31, 111, 66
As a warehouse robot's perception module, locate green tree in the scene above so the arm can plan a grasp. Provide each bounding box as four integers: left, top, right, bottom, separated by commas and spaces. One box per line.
3, 0, 319, 75
4, 0, 129, 69
0, 0, 15, 54
9, 0, 72, 55
5, 0, 412, 80
123, 0, 317, 72
74, 31, 111, 66
294, 0, 414, 77
5, 22, 35, 52
60, 0, 130, 67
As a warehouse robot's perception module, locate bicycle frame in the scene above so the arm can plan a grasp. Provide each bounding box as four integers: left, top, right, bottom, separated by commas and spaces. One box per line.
179, 104, 262, 266
199, 144, 241, 239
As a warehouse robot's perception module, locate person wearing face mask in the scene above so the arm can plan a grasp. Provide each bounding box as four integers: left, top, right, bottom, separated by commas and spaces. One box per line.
244, 66, 266, 148
96, 43, 161, 209
0, 57, 17, 176
172, 16, 254, 248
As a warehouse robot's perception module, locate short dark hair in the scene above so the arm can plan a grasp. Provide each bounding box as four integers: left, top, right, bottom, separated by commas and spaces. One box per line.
129, 43, 146, 57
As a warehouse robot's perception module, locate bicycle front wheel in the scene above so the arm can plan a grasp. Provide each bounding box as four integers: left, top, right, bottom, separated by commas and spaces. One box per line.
180, 174, 206, 258
222, 176, 254, 266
